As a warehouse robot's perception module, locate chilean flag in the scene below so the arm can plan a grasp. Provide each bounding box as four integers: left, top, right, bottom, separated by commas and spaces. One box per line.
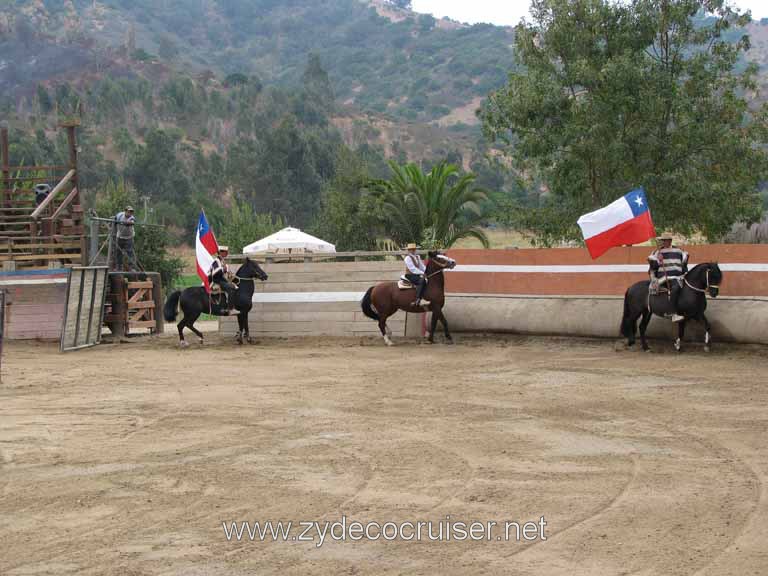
195, 211, 219, 293
577, 188, 656, 259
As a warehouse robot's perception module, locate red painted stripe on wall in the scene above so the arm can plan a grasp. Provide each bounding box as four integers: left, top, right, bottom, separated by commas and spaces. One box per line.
444, 246, 768, 297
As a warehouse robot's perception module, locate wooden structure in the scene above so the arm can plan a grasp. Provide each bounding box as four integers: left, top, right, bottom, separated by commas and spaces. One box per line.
60, 267, 109, 352
0, 289, 5, 380
220, 252, 425, 338
0, 123, 86, 270
0, 268, 70, 339
221, 247, 768, 344
104, 272, 163, 337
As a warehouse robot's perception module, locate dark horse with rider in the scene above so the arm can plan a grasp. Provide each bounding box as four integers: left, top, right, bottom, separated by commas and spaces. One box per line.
620, 236, 723, 352
164, 248, 268, 346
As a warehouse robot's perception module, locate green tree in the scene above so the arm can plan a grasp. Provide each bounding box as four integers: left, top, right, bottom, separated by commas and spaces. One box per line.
369, 161, 490, 248
214, 197, 284, 254
95, 179, 184, 287
301, 53, 335, 113
312, 148, 380, 251
481, 0, 768, 244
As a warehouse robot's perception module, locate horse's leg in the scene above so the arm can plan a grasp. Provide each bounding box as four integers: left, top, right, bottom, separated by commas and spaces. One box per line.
427, 308, 440, 344
186, 312, 204, 345
700, 313, 712, 352
242, 311, 255, 344
378, 314, 394, 347
626, 312, 639, 347
639, 309, 652, 352
235, 312, 245, 345
177, 318, 189, 348
674, 320, 686, 353
437, 308, 453, 344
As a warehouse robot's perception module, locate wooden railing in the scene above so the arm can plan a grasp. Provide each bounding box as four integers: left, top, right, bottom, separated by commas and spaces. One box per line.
30, 169, 76, 220
228, 250, 429, 263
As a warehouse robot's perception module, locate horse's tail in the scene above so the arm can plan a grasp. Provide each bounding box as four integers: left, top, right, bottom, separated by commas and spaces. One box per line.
620, 288, 633, 337
164, 290, 182, 322
360, 286, 379, 321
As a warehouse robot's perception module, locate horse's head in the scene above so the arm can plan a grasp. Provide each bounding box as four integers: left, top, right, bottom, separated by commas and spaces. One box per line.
237, 257, 269, 281
427, 250, 457, 271
706, 262, 722, 298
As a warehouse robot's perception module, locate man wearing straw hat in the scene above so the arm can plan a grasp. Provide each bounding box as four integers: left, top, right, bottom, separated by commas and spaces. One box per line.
403, 243, 427, 307
209, 245, 237, 313
648, 235, 688, 322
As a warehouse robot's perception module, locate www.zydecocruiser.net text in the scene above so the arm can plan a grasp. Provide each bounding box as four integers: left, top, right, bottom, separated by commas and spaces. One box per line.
222, 515, 548, 547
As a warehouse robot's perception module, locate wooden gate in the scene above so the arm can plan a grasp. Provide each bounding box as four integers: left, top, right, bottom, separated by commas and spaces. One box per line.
60, 266, 109, 351
104, 272, 163, 337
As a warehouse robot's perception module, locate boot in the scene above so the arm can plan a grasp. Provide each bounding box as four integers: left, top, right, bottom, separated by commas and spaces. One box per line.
670, 282, 683, 322
411, 280, 426, 307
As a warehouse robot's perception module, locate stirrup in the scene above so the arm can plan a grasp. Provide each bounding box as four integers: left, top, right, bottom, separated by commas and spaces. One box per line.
671, 314, 685, 323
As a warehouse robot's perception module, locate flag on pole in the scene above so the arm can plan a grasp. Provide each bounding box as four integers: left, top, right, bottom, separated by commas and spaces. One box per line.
577, 187, 656, 259
195, 211, 219, 293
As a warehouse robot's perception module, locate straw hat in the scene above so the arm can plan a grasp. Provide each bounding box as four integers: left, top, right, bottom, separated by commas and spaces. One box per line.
405, 243, 419, 250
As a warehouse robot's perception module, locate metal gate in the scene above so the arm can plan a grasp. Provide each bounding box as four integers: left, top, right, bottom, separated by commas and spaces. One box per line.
60, 266, 109, 352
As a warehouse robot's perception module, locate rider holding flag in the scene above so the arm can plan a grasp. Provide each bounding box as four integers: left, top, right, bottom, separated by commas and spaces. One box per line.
208, 246, 237, 314
648, 235, 688, 322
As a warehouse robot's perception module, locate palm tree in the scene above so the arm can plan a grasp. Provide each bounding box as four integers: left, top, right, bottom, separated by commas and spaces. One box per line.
371, 161, 490, 249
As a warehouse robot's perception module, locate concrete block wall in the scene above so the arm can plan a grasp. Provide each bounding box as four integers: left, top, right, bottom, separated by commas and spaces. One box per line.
220, 260, 423, 338
220, 246, 768, 343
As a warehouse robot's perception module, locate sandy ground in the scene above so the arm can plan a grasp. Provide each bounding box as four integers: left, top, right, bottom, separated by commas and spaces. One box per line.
1, 333, 767, 575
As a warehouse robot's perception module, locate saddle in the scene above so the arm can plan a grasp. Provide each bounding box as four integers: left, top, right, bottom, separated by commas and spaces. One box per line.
398, 276, 414, 290
650, 277, 683, 296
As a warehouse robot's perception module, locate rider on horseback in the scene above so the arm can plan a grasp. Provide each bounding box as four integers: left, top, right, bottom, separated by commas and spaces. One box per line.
648, 236, 688, 323
209, 246, 237, 314
403, 243, 427, 307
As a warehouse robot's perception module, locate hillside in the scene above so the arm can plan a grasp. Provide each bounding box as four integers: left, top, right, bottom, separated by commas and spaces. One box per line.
0, 0, 514, 124
0, 0, 765, 248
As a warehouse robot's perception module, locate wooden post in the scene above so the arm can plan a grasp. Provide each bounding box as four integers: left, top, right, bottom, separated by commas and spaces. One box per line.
1, 126, 9, 208
0, 289, 4, 382
149, 272, 164, 335
66, 124, 78, 185
106, 272, 127, 337
89, 217, 100, 265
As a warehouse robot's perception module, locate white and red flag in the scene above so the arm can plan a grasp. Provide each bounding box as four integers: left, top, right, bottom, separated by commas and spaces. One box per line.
195, 211, 219, 293
577, 188, 656, 259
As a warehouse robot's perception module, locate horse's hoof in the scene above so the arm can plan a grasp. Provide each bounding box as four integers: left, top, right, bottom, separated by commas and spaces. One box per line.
704, 345, 711, 353
643, 347, 651, 353
179, 340, 189, 348
199, 338, 204, 346
445, 338, 454, 345
247, 337, 255, 344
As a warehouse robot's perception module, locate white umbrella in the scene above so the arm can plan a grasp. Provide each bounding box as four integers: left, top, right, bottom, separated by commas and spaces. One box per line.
242, 227, 336, 254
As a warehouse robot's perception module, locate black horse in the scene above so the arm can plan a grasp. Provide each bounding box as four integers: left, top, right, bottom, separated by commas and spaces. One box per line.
620, 262, 722, 352
164, 258, 268, 346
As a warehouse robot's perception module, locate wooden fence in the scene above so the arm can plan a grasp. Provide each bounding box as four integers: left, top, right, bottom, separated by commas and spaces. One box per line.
104, 272, 163, 337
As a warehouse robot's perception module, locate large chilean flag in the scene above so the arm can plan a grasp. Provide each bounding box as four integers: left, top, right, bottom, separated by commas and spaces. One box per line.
195, 211, 219, 293
577, 188, 656, 259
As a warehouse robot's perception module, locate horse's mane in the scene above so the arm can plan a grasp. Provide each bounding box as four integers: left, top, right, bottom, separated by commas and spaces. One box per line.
689, 261, 722, 279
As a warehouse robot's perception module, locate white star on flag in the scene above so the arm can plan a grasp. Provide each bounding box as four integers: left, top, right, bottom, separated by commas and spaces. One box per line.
635, 196, 644, 207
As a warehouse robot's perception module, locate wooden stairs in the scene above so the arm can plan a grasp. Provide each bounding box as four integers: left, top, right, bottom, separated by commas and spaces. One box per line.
1, 125, 85, 270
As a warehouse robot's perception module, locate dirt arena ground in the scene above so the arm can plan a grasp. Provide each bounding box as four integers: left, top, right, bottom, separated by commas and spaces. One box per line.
1, 333, 767, 575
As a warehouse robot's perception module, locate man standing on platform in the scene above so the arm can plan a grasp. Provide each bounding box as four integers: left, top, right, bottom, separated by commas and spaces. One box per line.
115, 206, 136, 271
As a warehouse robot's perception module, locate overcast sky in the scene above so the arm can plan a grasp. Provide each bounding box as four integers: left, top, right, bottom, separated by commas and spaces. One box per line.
411, 0, 768, 27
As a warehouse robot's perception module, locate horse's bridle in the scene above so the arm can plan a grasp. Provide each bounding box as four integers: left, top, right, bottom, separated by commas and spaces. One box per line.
426, 258, 455, 279
684, 268, 719, 295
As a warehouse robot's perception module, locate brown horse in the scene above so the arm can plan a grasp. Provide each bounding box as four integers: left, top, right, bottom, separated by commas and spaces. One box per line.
360, 251, 456, 345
